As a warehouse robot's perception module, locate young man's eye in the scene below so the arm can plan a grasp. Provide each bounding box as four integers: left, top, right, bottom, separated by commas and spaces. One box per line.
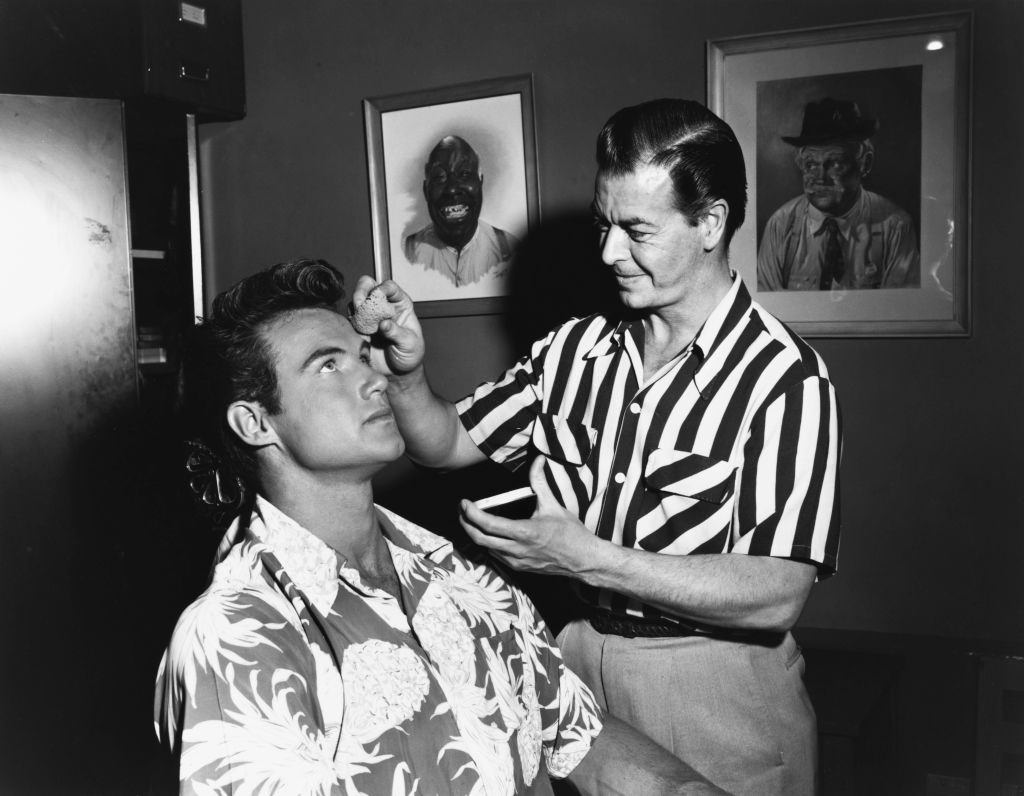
359, 353, 372, 365
319, 359, 337, 373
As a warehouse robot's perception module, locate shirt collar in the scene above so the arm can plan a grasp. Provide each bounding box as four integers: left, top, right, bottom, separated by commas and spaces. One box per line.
429, 222, 483, 255
249, 495, 341, 614
581, 273, 751, 366
242, 496, 453, 612
583, 320, 631, 359
691, 272, 748, 361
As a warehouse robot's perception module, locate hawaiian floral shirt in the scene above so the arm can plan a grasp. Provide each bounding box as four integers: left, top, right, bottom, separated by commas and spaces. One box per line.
154, 496, 603, 795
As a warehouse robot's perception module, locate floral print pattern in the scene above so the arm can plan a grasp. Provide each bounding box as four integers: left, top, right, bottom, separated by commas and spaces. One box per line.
155, 497, 603, 795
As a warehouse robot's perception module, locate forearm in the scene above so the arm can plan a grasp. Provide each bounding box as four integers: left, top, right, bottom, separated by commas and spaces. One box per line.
580, 541, 816, 632
387, 366, 481, 470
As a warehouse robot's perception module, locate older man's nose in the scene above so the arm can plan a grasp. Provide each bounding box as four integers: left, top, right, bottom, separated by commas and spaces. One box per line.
600, 226, 628, 265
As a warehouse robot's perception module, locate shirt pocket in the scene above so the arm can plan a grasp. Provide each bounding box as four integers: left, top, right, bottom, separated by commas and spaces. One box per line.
643, 449, 737, 504
531, 413, 597, 467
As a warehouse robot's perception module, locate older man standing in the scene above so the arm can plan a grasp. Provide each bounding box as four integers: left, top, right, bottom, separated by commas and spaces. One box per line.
366, 99, 842, 794
404, 135, 518, 287
758, 97, 919, 291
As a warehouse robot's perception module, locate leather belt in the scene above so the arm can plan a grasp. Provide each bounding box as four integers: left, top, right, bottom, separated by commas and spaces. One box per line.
588, 607, 697, 639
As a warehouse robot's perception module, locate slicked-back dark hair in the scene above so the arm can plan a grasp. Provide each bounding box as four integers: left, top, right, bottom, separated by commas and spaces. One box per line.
596, 98, 747, 247
182, 258, 346, 487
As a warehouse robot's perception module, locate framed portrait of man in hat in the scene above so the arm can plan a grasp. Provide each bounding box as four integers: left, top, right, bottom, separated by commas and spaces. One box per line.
708, 12, 971, 336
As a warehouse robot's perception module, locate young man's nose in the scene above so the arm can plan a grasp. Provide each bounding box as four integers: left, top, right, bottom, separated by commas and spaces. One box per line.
361, 369, 389, 398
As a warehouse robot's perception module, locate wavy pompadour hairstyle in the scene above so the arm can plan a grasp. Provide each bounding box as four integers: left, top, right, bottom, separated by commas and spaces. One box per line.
596, 98, 747, 247
181, 258, 346, 486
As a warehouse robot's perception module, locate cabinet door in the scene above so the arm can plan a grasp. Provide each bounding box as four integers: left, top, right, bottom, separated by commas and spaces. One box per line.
0, 94, 135, 789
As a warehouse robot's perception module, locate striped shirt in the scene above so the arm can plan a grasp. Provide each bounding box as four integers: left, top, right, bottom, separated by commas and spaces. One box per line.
456, 276, 841, 622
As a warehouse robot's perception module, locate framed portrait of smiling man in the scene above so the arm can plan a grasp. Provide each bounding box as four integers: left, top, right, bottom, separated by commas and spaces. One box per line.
708, 12, 971, 336
363, 74, 539, 318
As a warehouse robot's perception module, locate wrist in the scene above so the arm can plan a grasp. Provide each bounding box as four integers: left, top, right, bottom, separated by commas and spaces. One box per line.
575, 535, 624, 589
386, 364, 429, 396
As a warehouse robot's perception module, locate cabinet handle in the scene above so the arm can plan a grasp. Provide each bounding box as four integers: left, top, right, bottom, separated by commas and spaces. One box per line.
179, 62, 211, 83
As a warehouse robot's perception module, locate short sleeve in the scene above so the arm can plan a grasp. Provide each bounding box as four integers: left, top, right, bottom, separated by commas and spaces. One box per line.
733, 375, 842, 575
153, 587, 341, 795
457, 331, 555, 467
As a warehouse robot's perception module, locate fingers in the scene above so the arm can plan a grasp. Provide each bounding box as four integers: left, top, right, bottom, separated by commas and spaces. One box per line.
351, 277, 413, 315
460, 499, 524, 542
352, 274, 378, 307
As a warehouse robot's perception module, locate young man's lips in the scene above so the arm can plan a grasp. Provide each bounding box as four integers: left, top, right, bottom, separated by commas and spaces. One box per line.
365, 408, 394, 423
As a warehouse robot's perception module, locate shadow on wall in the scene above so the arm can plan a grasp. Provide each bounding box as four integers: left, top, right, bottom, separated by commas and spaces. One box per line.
503, 210, 622, 356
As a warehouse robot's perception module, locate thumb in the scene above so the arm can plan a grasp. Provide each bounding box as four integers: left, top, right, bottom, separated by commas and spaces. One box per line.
527, 456, 557, 509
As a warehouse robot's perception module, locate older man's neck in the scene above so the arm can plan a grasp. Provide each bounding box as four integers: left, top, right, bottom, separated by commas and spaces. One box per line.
644, 260, 733, 368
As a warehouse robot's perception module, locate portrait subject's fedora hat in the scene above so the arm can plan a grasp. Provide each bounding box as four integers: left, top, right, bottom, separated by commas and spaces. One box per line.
781, 97, 878, 146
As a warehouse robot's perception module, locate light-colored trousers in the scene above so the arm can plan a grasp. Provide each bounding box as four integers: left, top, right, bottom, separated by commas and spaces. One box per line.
557, 619, 817, 795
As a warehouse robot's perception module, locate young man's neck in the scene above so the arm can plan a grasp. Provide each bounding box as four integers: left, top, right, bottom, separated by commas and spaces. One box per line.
259, 468, 388, 573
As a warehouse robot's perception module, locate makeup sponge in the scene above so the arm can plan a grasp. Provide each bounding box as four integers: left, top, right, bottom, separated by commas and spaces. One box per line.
351, 287, 396, 335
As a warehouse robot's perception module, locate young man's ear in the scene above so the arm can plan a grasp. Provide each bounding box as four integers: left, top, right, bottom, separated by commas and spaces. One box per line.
700, 199, 729, 252
226, 400, 278, 448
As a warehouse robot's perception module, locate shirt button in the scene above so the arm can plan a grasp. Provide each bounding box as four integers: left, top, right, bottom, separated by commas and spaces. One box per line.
629, 403, 641, 414
614, 472, 626, 484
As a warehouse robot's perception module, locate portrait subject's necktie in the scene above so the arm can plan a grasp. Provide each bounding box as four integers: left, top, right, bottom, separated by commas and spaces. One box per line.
818, 216, 845, 290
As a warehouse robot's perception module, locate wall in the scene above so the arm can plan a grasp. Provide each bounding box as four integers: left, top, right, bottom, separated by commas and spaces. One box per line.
198, 0, 1024, 649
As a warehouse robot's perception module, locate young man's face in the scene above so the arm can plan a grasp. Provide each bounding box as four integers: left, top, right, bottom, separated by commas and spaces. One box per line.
261, 308, 404, 475
593, 164, 707, 313
423, 138, 483, 250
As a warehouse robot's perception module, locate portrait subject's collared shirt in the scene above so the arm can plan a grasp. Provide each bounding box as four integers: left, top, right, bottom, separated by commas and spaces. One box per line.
405, 220, 518, 287
154, 496, 603, 795
456, 276, 841, 623
757, 189, 920, 291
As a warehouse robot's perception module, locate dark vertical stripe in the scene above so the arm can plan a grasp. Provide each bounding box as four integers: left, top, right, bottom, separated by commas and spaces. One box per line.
546, 317, 603, 411
791, 379, 832, 558
749, 383, 802, 556
707, 331, 777, 459
736, 403, 766, 542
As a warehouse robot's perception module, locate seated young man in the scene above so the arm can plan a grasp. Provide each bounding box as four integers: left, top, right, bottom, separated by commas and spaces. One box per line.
154, 259, 723, 795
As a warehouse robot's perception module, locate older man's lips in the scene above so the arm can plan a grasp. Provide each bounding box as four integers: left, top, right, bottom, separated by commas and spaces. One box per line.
441, 204, 469, 220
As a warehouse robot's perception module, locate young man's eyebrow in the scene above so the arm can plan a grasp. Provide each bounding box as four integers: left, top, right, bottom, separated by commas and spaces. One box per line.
301, 346, 345, 371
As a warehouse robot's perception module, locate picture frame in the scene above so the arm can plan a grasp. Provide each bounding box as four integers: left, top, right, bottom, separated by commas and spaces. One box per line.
363, 74, 540, 318
708, 12, 972, 337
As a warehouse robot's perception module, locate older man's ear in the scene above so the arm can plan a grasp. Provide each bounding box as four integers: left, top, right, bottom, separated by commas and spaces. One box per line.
858, 147, 875, 179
